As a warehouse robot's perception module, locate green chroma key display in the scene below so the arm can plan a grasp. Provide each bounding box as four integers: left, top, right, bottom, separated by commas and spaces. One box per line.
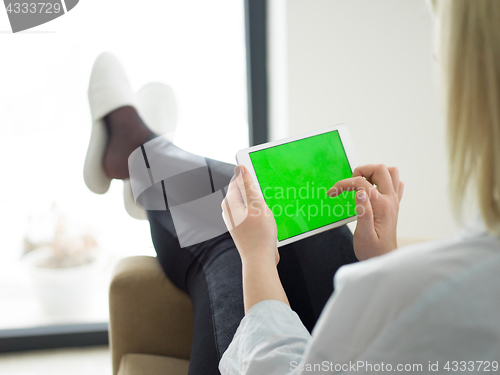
249, 130, 355, 241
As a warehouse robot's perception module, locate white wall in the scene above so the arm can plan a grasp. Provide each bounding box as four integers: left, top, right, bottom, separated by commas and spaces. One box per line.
268, 0, 458, 239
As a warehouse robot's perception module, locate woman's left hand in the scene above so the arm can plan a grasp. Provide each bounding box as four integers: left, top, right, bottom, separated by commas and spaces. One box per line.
221, 165, 279, 266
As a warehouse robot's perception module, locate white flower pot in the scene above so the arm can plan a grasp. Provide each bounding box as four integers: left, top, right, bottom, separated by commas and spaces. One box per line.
23, 246, 101, 315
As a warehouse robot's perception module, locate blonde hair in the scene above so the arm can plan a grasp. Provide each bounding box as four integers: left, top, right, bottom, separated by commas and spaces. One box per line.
431, 0, 500, 234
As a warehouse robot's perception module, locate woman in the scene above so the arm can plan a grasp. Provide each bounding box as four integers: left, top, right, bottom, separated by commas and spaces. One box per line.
84, 0, 500, 373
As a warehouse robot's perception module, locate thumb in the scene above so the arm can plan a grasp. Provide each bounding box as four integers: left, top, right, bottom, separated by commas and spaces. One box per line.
234, 165, 260, 207
354, 189, 375, 236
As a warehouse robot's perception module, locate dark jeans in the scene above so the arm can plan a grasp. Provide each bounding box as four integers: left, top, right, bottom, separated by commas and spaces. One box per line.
135, 138, 358, 374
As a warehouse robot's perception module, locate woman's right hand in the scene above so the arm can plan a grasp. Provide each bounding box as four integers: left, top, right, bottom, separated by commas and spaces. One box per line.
327, 164, 404, 261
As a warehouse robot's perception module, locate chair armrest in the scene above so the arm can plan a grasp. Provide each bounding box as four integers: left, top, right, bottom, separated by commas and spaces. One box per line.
109, 256, 193, 375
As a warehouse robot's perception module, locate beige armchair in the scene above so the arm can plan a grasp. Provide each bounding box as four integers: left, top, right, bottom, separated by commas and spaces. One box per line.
109, 256, 194, 375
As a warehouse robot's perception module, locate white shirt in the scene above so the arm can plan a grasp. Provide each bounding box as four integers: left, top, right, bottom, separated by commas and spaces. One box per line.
219, 218, 500, 374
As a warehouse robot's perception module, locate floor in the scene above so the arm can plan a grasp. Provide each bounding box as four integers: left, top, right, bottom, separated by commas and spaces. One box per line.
0, 346, 111, 375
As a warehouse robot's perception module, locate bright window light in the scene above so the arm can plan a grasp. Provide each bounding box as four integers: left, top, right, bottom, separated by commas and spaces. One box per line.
0, 0, 248, 329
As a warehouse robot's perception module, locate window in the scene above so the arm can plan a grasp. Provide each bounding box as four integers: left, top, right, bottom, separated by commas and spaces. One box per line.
0, 0, 249, 340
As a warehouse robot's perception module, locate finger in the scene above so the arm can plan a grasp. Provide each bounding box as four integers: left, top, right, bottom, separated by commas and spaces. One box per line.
221, 179, 240, 231
221, 171, 248, 229
353, 190, 377, 257
327, 176, 378, 198
352, 164, 395, 194
223, 172, 245, 208
398, 181, 404, 202
221, 173, 245, 224
387, 166, 400, 193
235, 165, 262, 206
232, 167, 248, 208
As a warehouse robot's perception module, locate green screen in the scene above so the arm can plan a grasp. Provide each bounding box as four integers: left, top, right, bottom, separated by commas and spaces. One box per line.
249, 130, 355, 241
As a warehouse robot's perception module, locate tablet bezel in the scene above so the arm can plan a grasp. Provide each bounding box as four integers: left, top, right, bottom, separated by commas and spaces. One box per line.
235, 124, 359, 247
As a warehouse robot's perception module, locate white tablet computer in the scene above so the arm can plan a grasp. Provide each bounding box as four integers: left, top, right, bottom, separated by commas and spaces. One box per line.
236, 124, 358, 247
